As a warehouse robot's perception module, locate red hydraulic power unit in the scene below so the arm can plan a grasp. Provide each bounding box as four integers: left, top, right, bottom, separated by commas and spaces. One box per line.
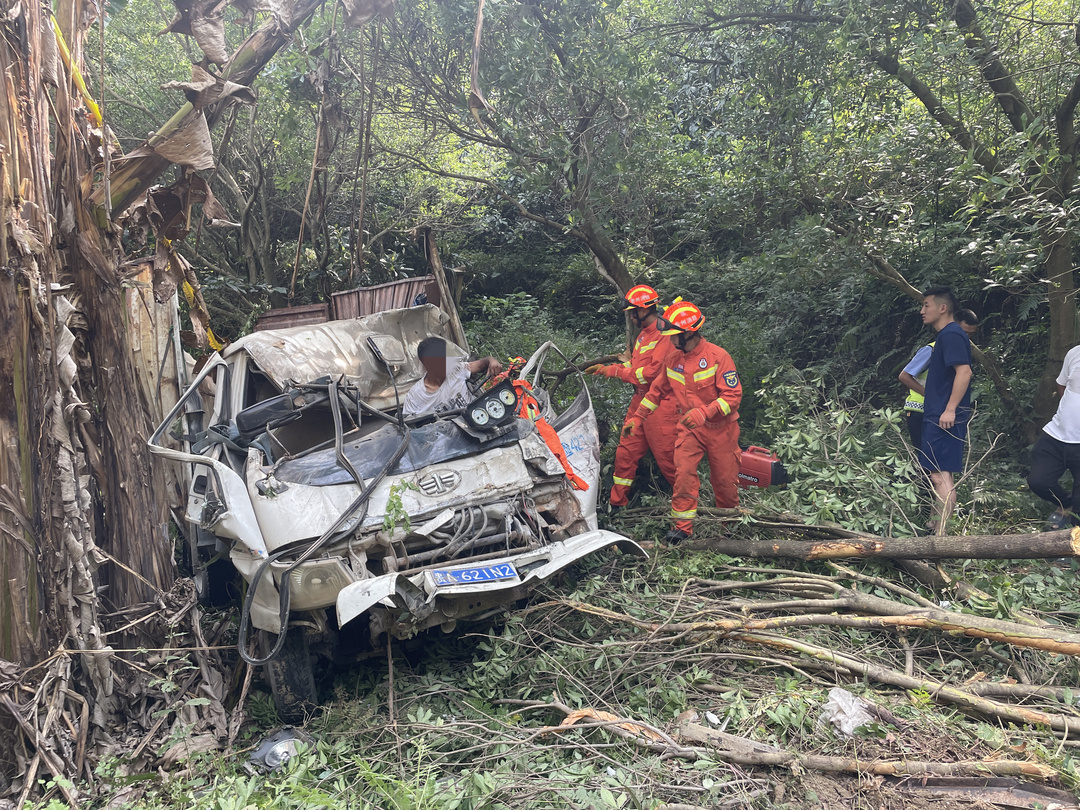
738, 446, 788, 489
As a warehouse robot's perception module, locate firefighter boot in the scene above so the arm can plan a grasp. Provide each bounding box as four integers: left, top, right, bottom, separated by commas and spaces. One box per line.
662, 528, 691, 545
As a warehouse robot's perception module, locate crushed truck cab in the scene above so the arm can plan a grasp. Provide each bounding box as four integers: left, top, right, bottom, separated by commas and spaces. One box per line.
149, 304, 643, 719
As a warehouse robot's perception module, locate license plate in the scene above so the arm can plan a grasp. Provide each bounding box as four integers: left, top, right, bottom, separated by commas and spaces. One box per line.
431, 563, 518, 587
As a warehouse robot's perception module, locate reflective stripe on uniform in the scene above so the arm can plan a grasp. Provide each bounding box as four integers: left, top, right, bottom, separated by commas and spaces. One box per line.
671, 507, 697, 519
904, 371, 928, 413
613, 475, 634, 487
638, 340, 659, 353
666, 368, 686, 385
635, 367, 647, 385
641, 397, 658, 412
693, 366, 717, 383
716, 398, 731, 416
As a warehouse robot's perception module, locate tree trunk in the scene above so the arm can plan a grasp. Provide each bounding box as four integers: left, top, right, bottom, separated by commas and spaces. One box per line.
578, 207, 633, 294
1032, 230, 1077, 428
1, 0, 68, 667
690, 527, 1079, 560
55, 0, 175, 605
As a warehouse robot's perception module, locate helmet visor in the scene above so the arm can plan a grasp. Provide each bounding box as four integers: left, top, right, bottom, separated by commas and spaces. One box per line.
656, 315, 680, 335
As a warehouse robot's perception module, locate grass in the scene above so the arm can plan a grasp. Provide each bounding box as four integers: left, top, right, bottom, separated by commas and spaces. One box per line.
51, 532, 1080, 809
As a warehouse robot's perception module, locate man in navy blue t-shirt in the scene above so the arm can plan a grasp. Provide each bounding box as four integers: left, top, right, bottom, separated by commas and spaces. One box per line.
919, 286, 973, 534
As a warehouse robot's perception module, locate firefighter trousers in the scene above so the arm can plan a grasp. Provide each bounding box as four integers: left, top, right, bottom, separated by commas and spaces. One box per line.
671, 418, 740, 534
611, 394, 678, 506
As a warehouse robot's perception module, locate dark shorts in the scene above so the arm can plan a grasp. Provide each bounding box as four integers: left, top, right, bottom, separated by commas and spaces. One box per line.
906, 411, 923, 450
920, 419, 967, 473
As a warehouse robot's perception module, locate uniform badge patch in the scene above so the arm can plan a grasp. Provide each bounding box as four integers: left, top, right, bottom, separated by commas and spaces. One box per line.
723, 371, 739, 388
699, 358, 708, 369
675, 364, 684, 372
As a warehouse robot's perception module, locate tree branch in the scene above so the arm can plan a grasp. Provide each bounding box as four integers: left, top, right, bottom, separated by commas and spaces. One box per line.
373, 139, 589, 240
870, 50, 1002, 176
951, 0, 1038, 136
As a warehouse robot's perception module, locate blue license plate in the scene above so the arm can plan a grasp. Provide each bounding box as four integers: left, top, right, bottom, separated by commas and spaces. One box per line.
431, 563, 518, 587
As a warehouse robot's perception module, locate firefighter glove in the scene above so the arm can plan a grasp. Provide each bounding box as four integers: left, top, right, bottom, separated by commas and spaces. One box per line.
584, 364, 605, 375
681, 407, 708, 430
608, 365, 638, 382
621, 418, 641, 439
704, 399, 725, 419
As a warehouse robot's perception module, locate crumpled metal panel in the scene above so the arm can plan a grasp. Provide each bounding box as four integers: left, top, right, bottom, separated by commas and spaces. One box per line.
330, 276, 437, 320
248, 445, 539, 552
335, 529, 646, 628
225, 304, 462, 410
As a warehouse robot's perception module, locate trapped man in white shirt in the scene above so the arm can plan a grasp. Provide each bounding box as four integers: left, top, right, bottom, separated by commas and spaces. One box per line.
401, 336, 503, 417
1027, 344, 1080, 530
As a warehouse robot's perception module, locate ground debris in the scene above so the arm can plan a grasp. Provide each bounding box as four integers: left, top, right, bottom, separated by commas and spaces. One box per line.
674, 710, 1056, 780
891, 776, 1079, 809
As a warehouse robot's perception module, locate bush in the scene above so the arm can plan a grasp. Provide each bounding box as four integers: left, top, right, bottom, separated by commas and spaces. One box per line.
749, 366, 923, 536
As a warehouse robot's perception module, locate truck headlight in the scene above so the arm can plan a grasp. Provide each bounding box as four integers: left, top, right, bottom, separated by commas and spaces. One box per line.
271, 557, 356, 610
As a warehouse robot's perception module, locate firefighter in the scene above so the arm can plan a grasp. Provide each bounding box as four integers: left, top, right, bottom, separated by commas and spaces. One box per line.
624, 300, 741, 544
584, 285, 678, 512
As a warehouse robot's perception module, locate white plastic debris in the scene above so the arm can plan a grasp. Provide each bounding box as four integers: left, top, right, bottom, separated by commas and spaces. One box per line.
821, 687, 875, 737
704, 711, 722, 727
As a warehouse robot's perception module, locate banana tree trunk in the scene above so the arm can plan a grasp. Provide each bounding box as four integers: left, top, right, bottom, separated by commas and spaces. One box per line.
91, 0, 329, 217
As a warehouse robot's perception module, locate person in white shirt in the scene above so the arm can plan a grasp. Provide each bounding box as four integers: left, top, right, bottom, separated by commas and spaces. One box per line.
401, 337, 502, 417
1028, 344, 1080, 530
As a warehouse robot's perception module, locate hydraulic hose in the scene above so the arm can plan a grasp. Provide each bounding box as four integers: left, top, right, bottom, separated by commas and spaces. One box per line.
237, 402, 411, 666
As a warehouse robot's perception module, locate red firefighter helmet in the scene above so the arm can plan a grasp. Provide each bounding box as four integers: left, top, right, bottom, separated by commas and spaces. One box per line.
658, 300, 704, 335
622, 284, 660, 311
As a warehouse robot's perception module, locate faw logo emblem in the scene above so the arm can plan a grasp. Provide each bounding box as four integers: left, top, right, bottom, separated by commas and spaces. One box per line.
417, 469, 462, 496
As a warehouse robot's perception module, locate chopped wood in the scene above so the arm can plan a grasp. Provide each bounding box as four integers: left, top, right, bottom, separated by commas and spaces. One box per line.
890, 776, 1079, 809
689, 526, 1080, 560
676, 717, 1056, 779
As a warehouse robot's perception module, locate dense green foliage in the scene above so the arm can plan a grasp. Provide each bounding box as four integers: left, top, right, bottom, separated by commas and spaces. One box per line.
91, 0, 1080, 528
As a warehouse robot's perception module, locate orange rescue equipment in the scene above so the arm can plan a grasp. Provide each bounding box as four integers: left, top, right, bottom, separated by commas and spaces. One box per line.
512, 379, 589, 491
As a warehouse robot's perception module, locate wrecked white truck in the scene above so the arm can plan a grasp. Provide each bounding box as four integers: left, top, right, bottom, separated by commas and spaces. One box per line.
149, 303, 644, 719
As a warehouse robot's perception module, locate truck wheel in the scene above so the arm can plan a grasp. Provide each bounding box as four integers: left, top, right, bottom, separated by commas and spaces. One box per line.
261, 627, 318, 723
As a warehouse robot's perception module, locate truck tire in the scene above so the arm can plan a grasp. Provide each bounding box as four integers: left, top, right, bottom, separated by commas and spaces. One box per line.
261, 627, 318, 723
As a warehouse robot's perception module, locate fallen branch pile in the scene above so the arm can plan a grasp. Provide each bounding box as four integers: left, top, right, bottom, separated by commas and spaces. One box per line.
549, 562, 1080, 742
0, 580, 238, 806
5, 510, 1080, 805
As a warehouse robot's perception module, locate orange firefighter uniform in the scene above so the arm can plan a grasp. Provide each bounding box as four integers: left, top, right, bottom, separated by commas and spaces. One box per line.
635, 340, 741, 535
592, 320, 678, 505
